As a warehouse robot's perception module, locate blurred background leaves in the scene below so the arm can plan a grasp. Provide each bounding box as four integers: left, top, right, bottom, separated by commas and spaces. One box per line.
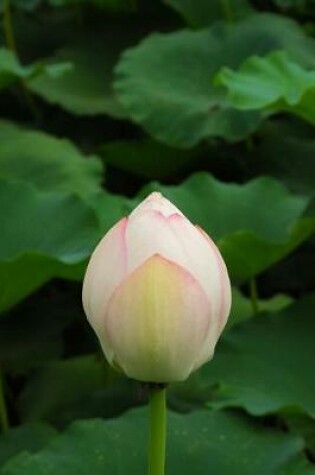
0, 0, 314, 473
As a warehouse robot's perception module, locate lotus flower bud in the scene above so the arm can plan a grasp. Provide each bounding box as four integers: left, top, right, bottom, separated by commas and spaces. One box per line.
82, 192, 231, 383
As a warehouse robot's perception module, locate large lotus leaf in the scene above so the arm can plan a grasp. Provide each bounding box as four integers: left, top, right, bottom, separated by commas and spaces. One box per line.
170, 290, 293, 410
228, 288, 293, 329
163, 0, 253, 27
139, 173, 314, 280
0, 182, 98, 263
170, 296, 315, 417
17, 356, 140, 426
18, 356, 107, 422
0, 48, 70, 91
0, 179, 100, 312
0, 299, 63, 370
0, 121, 103, 199
278, 457, 315, 475
28, 27, 144, 117
114, 14, 315, 147
1, 408, 313, 475
91, 190, 133, 231
0, 424, 57, 467
195, 296, 315, 417
99, 139, 201, 179
249, 121, 315, 196
0, 286, 81, 371
258, 242, 315, 297
215, 50, 315, 125
218, 220, 314, 281
0, 255, 83, 315
0, 49, 33, 90
284, 413, 315, 457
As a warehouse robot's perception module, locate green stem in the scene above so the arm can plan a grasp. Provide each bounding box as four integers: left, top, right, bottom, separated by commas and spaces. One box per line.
148, 387, 167, 475
3, 0, 17, 51
220, 0, 234, 23
249, 277, 259, 315
2, 0, 41, 122
0, 368, 9, 435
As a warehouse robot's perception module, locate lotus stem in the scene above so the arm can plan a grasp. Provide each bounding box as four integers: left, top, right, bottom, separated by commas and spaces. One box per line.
148, 385, 167, 475
2, 0, 41, 122
220, 0, 234, 23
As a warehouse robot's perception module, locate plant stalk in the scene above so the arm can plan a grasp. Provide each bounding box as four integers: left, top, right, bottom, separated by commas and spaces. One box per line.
3, 0, 16, 51
220, 0, 234, 23
148, 386, 167, 475
0, 368, 9, 435
2, 0, 41, 122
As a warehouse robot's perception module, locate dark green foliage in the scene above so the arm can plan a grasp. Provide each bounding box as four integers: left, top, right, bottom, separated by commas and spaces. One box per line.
0, 0, 314, 472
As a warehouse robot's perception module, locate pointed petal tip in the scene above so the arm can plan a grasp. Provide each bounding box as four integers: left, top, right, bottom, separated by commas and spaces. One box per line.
147, 191, 163, 200
131, 191, 183, 219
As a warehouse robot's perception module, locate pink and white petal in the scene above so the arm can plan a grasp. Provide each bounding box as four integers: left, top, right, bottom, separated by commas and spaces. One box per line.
196, 226, 232, 333
103, 254, 211, 382
167, 220, 231, 367
167, 217, 226, 324
126, 209, 189, 274
126, 211, 230, 335
191, 283, 230, 371
190, 227, 232, 370
130, 192, 183, 219
82, 217, 128, 334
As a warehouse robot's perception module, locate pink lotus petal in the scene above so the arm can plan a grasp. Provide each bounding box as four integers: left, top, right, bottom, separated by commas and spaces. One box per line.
103, 254, 211, 382
82, 217, 128, 335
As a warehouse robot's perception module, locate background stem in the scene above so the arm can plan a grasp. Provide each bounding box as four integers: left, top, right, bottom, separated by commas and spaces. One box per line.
249, 277, 259, 315
2, 0, 41, 122
0, 368, 9, 435
148, 387, 167, 475
3, 0, 16, 51
220, 0, 234, 23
